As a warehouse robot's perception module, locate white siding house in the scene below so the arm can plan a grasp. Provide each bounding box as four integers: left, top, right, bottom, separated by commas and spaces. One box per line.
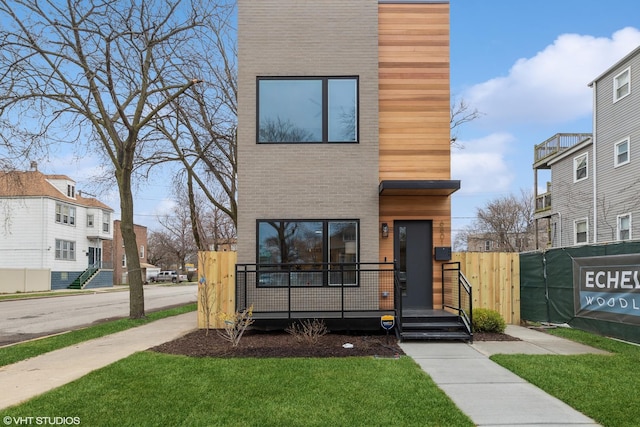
0, 170, 114, 289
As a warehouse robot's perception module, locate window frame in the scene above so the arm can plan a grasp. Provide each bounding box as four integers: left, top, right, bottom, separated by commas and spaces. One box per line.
573, 153, 588, 183
256, 219, 360, 287
574, 218, 588, 245
614, 137, 630, 167
55, 239, 76, 260
102, 212, 110, 233
55, 203, 76, 226
256, 76, 359, 144
613, 67, 631, 102
617, 213, 632, 241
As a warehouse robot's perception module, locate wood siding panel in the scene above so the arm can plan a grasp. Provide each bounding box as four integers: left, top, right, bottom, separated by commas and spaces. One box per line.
378, 3, 450, 183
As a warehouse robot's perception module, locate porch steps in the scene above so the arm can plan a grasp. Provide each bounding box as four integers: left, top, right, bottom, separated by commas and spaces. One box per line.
400, 313, 472, 342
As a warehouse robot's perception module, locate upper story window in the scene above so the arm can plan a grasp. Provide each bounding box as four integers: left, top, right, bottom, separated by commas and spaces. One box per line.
613, 67, 630, 102
574, 218, 588, 245
484, 240, 492, 251
574, 153, 588, 182
618, 214, 631, 241
140, 245, 145, 259
67, 184, 75, 198
102, 212, 110, 233
55, 203, 76, 226
257, 77, 358, 143
87, 214, 94, 227
615, 137, 630, 167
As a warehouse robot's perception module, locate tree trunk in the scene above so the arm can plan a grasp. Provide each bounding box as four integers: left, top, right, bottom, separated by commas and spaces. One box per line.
117, 166, 145, 319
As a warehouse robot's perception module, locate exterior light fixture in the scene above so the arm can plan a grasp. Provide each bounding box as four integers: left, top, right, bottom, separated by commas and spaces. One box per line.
381, 223, 389, 238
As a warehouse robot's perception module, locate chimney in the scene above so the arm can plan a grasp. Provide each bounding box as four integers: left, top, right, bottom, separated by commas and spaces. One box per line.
30, 161, 38, 171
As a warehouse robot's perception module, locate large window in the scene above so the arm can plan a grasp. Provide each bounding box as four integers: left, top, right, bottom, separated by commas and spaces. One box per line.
618, 214, 631, 241
615, 137, 630, 167
257, 220, 359, 286
55, 203, 76, 226
574, 219, 588, 245
574, 153, 588, 182
614, 67, 630, 102
55, 239, 76, 260
257, 77, 358, 143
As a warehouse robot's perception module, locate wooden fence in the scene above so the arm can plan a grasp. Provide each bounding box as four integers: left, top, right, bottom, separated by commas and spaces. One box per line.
197, 251, 237, 329
197, 251, 521, 328
452, 252, 520, 324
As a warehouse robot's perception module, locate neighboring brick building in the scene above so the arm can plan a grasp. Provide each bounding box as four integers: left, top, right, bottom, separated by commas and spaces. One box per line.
105, 219, 150, 285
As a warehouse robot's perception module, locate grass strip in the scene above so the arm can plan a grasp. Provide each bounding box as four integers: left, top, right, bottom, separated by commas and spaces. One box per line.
0, 303, 196, 367
0, 352, 474, 427
491, 328, 640, 427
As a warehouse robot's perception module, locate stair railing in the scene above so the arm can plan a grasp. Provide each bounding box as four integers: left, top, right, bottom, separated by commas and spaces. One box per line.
393, 260, 403, 337
442, 262, 473, 341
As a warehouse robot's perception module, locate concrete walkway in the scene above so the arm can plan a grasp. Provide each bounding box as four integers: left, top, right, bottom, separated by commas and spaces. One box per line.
400, 325, 605, 427
0, 311, 197, 411
1, 315, 606, 426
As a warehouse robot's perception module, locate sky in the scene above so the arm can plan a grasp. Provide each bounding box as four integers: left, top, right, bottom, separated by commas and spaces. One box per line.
449, 0, 640, 236
39, 0, 640, 236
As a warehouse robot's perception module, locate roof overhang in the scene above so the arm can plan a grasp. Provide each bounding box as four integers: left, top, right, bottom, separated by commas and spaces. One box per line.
379, 180, 460, 196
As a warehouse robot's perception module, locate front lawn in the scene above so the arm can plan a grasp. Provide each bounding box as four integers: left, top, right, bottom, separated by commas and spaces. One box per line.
0, 352, 473, 427
491, 328, 640, 427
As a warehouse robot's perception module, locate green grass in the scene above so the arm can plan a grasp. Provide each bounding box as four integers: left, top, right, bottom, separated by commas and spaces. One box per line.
0, 352, 474, 427
491, 328, 640, 427
0, 304, 196, 367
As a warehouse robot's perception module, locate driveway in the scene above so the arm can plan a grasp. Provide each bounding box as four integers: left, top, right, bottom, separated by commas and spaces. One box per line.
0, 284, 197, 346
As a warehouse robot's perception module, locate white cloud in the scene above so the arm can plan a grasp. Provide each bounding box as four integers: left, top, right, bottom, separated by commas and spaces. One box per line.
452, 132, 515, 194
465, 27, 640, 126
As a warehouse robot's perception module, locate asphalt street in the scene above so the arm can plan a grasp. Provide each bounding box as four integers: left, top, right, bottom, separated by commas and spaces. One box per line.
0, 284, 197, 345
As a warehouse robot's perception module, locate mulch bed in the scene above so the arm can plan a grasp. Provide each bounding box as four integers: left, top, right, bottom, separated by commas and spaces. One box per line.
150, 329, 520, 358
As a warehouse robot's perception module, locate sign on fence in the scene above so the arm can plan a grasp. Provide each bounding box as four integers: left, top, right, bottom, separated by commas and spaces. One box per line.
573, 254, 640, 326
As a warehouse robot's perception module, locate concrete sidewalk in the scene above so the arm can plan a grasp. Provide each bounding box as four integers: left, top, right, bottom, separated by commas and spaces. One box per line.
400, 325, 605, 427
0, 311, 197, 411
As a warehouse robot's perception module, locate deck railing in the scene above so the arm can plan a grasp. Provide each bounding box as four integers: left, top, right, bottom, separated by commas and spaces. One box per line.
534, 133, 591, 164
236, 262, 396, 319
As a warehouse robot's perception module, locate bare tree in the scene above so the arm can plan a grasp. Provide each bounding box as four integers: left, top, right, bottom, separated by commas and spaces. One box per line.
455, 190, 535, 252
450, 96, 482, 146
0, 0, 224, 318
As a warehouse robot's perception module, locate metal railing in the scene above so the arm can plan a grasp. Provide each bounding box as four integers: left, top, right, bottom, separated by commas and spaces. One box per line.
442, 262, 473, 340
236, 262, 396, 319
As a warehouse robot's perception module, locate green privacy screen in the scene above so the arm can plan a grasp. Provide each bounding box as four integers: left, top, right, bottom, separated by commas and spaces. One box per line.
520, 241, 640, 343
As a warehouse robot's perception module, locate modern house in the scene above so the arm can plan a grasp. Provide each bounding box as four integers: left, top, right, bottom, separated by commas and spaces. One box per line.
104, 219, 151, 285
0, 168, 114, 289
534, 44, 640, 248
236, 0, 467, 339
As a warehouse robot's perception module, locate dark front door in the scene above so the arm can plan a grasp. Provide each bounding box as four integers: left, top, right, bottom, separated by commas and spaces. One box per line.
394, 220, 433, 312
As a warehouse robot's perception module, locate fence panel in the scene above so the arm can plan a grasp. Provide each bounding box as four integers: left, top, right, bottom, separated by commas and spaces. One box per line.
452, 252, 520, 324
197, 251, 237, 329
0, 269, 51, 293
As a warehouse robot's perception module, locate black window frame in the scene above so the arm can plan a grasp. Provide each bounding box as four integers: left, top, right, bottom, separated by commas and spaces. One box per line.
256, 76, 359, 144
255, 219, 360, 287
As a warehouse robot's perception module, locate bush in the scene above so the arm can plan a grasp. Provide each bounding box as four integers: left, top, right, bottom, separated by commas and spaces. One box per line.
285, 319, 329, 344
472, 308, 506, 333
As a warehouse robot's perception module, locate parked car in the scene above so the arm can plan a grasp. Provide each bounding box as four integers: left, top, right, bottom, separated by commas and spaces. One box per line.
150, 270, 188, 283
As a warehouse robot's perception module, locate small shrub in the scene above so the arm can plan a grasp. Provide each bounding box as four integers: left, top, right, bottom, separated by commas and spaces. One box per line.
285, 319, 329, 344
472, 308, 506, 333
218, 305, 254, 347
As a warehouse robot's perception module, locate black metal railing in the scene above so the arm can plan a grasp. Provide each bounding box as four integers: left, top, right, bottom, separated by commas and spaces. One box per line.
442, 262, 473, 339
393, 261, 403, 337
236, 262, 396, 319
